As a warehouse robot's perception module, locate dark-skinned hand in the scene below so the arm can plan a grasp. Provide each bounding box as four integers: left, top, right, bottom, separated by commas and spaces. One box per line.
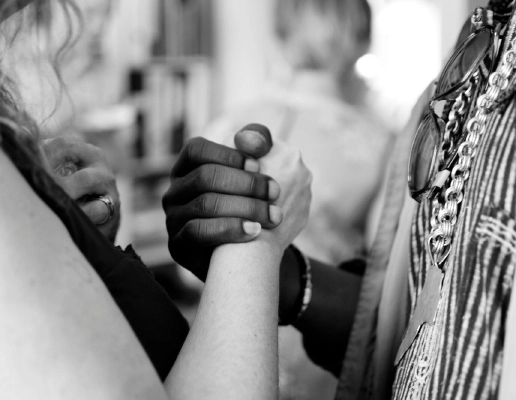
163, 124, 279, 281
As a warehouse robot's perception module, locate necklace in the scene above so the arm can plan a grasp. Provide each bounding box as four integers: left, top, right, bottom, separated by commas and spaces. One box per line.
395, 7, 516, 365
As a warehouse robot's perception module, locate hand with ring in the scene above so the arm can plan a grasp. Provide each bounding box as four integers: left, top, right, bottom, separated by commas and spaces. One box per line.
42, 136, 121, 243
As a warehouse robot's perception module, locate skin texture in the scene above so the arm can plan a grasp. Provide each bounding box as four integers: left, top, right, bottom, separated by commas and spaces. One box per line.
163, 125, 285, 281
42, 136, 121, 243
164, 125, 364, 374
0, 125, 311, 399
165, 135, 311, 400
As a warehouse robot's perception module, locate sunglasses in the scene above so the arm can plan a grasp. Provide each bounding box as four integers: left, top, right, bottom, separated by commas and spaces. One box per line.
407, 8, 508, 203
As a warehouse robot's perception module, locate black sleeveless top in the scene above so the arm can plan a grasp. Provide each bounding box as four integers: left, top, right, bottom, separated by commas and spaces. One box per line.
0, 124, 189, 381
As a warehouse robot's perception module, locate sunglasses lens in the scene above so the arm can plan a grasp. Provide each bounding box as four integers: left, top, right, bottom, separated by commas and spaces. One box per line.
408, 112, 440, 196
436, 29, 492, 98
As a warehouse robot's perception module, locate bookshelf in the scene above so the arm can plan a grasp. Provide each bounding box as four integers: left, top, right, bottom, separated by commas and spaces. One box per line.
114, 0, 214, 269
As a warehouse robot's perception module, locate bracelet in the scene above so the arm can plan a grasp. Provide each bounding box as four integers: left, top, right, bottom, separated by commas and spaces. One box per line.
279, 244, 312, 326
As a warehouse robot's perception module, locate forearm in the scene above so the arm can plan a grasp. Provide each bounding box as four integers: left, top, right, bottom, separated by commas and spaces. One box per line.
280, 248, 363, 375
165, 237, 282, 400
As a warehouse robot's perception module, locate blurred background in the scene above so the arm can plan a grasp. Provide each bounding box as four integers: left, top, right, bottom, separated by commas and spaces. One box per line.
8, 0, 484, 398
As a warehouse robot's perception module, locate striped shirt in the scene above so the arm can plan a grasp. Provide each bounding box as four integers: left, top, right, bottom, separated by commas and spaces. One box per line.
391, 87, 516, 398
336, 13, 516, 400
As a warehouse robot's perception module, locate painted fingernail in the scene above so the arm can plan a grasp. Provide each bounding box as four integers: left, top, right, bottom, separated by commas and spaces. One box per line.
244, 158, 260, 173
268, 180, 280, 200
243, 221, 262, 237
269, 205, 283, 225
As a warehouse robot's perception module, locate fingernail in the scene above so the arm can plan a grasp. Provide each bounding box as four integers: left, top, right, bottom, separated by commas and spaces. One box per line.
268, 180, 280, 200
235, 128, 271, 158
244, 158, 260, 173
240, 129, 267, 146
243, 221, 261, 237
269, 205, 283, 225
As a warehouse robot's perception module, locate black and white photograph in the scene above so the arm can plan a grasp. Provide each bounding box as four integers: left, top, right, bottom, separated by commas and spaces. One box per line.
0, 0, 515, 399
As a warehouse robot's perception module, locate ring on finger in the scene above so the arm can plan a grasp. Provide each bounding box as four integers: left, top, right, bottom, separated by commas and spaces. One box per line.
96, 195, 115, 225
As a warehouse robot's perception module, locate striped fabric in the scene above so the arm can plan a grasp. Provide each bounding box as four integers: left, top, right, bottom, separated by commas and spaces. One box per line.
391, 90, 516, 398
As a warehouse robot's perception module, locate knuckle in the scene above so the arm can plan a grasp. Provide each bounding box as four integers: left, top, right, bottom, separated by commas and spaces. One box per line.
246, 173, 257, 193
184, 137, 205, 160
195, 220, 206, 241
207, 140, 236, 166
183, 220, 201, 240
185, 136, 205, 150
243, 197, 259, 218
224, 147, 243, 167
193, 193, 213, 215
208, 219, 230, 238
195, 165, 216, 192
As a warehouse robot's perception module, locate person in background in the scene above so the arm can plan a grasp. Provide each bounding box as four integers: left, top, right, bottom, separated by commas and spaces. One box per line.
207, 0, 391, 265
204, 0, 391, 397
165, 0, 516, 398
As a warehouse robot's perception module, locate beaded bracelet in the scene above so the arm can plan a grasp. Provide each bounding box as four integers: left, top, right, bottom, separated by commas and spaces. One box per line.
279, 244, 313, 326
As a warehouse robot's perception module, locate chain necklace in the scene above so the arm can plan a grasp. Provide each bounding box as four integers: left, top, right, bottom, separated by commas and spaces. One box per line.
438, 77, 477, 169
428, 39, 516, 268
396, 9, 516, 365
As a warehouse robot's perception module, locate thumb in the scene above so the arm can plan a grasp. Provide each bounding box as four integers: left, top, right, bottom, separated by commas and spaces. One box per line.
234, 123, 273, 159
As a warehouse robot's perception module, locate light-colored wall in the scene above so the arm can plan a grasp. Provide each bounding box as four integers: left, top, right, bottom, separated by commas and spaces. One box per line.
210, 0, 473, 124
212, 0, 275, 115
436, 0, 468, 59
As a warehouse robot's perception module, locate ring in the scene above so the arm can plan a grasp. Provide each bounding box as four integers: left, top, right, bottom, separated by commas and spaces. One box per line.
96, 195, 115, 225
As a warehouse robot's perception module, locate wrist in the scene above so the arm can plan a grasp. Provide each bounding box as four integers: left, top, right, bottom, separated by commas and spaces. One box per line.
215, 238, 283, 268
278, 246, 301, 323
278, 244, 312, 325
257, 231, 287, 259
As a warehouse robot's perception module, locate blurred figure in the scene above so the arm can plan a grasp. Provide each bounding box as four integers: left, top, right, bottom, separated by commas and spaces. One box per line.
206, 0, 392, 398
208, 0, 391, 265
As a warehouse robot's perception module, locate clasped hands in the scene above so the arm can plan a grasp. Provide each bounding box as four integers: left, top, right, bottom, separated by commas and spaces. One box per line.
163, 124, 312, 281
42, 124, 312, 282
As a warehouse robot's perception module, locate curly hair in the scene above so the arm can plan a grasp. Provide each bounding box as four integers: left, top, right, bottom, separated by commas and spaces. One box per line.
0, 0, 81, 145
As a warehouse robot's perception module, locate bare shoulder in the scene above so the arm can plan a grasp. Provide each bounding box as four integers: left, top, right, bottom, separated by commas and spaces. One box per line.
0, 147, 79, 267
0, 148, 168, 399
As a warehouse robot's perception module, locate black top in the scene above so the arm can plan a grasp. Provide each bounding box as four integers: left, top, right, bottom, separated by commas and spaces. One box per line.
0, 125, 189, 381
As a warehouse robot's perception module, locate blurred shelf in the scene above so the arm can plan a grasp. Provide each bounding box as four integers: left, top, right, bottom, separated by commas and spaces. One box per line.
150, 55, 211, 68
129, 155, 178, 179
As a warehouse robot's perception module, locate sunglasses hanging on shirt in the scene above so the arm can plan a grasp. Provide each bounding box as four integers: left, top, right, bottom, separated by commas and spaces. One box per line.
407, 7, 510, 203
